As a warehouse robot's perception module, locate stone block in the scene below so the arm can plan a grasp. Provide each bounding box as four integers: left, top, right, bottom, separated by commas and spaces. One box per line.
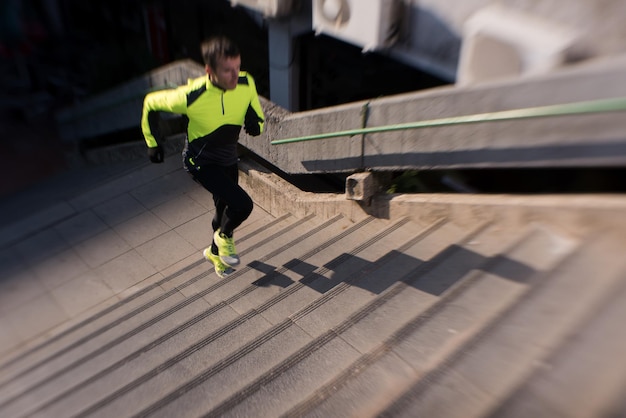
346, 171, 378, 202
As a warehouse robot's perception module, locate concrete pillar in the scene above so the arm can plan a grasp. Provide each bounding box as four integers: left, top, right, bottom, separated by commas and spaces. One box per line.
268, 21, 299, 111
266, 1, 311, 111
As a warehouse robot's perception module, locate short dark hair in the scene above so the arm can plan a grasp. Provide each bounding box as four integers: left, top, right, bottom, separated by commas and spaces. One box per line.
201, 36, 240, 69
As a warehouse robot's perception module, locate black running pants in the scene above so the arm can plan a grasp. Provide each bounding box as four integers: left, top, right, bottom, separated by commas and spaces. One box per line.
186, 162, 253, 242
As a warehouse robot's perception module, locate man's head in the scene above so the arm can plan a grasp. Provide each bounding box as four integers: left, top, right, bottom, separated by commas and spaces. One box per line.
201, 36, 241, 90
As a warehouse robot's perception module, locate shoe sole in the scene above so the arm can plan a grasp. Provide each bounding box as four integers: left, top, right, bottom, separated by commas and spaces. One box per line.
220, 255, 240, 267
203, 249, 234, 278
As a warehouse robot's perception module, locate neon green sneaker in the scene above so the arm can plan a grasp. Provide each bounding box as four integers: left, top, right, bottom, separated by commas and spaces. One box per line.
213, 229, 240, 266
203, 248, 234, 278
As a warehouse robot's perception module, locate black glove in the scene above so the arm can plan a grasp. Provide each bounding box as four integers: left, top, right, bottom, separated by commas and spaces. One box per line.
147, 145, 164, 163
244, 110, 261, 136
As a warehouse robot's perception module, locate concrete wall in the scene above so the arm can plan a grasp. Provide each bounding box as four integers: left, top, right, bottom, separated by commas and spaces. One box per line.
241, 54, 626, 174
56, 60, 205, 142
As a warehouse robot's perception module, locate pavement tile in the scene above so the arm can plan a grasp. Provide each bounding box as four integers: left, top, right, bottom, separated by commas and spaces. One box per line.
73, 229, 132, 268
5, 292, 68, 342
151, 194, 208, 228
69, 177, 136, 211
0, 316, 20, 358
113, 211, 171, 248
94, 249, 159, 293
130, 170, 195, 209
246, 204, 274, 224
53, 209, 109, 246
92, 192, 147, 227
0, 246, 24, 280
0, 201, 76, 248
157, 255, 220, 302
185, 184, 216, 210
180, 272, 219, 299
123, 157, 184, 189
50, 270, 117, 317
117, 272, 165, 299
12, 228, 68, 264
0, 268, 48, 313
174, 212, 214, 250
31, 248, 91, 290
135, 230, 197, 271
51, 293, 125, 335
158, 252, 205, 281
66, 161, 161, 211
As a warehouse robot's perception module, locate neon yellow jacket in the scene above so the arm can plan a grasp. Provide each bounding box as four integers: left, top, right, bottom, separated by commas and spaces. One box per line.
141, 72, 264, 166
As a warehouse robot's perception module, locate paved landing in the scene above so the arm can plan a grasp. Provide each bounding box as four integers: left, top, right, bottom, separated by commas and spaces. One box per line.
0, 155, 268, 357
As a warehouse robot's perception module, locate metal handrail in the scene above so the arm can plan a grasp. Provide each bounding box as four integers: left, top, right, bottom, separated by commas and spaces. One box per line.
271, 96, 626, 145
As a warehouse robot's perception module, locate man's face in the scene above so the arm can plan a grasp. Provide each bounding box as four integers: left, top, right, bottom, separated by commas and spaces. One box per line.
207, 55, 241, 90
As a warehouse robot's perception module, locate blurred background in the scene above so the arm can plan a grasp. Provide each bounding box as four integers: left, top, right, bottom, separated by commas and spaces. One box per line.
1, 0, 446, 196
1, 0, 625, 196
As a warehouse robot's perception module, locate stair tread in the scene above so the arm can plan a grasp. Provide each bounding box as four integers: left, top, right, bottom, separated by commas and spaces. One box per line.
236, 224, 578, 417
379, 232, 626, 418
486, 265, 626, 418
2, 150, 625, 418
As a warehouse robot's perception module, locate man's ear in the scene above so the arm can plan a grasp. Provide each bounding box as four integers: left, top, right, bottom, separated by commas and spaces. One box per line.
205, 64, 212, 75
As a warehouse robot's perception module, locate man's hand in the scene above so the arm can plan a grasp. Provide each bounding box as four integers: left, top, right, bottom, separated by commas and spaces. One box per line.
147, 145, 164, 163
244, 111, 261, 136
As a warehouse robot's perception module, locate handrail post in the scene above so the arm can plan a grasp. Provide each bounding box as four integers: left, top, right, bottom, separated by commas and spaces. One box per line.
359, 102, 370, 172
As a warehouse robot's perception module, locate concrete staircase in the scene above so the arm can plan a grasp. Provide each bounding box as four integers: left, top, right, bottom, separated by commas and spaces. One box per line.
1, 157, 625, 417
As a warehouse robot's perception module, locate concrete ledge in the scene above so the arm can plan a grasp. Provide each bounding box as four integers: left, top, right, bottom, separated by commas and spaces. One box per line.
380, 192, 626, 237
239, 156, 626, 236
238, 158, 369, 222
241, 55, 626, 174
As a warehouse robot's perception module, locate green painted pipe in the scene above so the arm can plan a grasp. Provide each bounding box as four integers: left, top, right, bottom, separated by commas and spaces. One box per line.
271, 96, 626, 145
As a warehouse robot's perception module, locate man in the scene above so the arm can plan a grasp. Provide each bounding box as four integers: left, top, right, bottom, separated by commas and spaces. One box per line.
141, 36, 265, 278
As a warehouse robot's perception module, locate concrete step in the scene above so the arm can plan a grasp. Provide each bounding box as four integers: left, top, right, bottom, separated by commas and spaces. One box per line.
29, 220, 572, 415
0, 213, 329, 416
67, 217, 458, 414
486, 273, 626, 418
2, 158, 626, 417
19, 219, 388, 414
0, 211, 474, 417
0, 212, 590, 418
114, 218, 461, 418
0, 209, 292, 378
220, 224, 577, 417
377, 231, 626, 418
0, 214, 396, 417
